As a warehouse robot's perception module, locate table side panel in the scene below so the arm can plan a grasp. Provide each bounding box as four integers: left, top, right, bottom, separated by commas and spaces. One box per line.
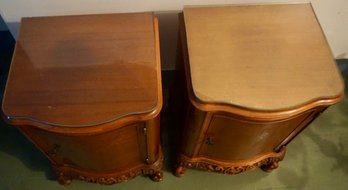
181, 104, 206, 157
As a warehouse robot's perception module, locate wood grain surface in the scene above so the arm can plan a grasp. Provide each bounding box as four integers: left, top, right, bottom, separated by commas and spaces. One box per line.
2, 13, 161, 127
183, 3, 344, 110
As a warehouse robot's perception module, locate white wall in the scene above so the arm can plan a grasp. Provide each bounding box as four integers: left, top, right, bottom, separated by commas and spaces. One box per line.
0, 0, 347, 69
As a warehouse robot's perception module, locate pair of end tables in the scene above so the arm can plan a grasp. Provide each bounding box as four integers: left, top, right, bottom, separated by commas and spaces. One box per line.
2, 3, 344, 185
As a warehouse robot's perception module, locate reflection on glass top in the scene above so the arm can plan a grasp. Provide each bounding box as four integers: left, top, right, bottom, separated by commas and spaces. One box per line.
184, 3, 344, 110
2, 13, 160, 127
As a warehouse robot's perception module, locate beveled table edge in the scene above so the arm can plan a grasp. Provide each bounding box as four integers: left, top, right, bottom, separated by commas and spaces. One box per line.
183, 1, 310, 9
1, 16, 163, 134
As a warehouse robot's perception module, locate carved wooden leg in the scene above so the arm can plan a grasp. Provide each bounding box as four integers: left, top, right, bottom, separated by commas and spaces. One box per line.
261, 160, 280, 172
52, 165, 73, 185
149, 171, 163, 182
56, 170, 73, 185
174, 166, 186, 177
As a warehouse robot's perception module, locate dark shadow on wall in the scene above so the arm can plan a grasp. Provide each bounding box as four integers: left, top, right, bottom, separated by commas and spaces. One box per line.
0, 29, 55, 180
0, 30, 15, 98
337, 59, 348, 76
156, 12, 179, 71
0, 14, 9, 31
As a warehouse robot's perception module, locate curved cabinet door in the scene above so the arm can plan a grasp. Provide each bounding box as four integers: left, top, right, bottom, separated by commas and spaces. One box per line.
198, 111, 316, 160
20, 123, 147, 171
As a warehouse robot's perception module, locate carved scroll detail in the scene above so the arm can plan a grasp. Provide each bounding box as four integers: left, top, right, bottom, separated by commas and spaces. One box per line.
77, 171, 141, 185
52, 150, 163, 185
53, 166, 163, 185
175, 147, 286, 176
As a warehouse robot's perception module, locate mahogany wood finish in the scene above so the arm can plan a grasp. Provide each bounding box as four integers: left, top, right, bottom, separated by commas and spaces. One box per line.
175, 3, 344, 177
2, 13, 163, 185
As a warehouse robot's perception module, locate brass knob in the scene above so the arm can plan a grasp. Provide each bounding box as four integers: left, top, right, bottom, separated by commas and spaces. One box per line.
47, 144, 60, 156
205, 137, 214, 145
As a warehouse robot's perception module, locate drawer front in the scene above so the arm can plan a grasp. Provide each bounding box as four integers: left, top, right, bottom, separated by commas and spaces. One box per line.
199, 112, 313, 160
21, 123, 147, 171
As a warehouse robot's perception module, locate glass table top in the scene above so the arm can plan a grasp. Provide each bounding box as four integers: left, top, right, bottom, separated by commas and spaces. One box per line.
2, 13, 161, 127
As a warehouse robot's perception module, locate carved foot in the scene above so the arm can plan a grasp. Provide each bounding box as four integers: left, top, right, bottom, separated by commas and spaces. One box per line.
261, 161, 279, 172
174, 166, 186, 177
52, 165, 73, 186
149, 171, 163, 182
56, 171, 72, 186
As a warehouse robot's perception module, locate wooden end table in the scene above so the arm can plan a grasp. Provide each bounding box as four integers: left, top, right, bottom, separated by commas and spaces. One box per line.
2, 13, 163, 185
175, 3, 344, 176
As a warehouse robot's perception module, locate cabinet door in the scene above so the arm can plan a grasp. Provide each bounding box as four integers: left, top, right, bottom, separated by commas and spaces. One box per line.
198, 112, 313, 160
20, 123, 146, 171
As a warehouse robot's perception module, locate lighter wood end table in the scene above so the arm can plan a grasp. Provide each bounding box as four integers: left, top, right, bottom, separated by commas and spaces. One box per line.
175, 3, 344, 176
